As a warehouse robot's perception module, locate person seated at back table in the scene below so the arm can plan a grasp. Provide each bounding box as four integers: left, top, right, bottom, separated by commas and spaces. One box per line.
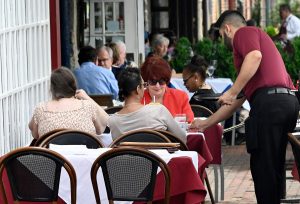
182, 55, 220, 113
108, 68, 186, 142
74, 46, 119, 99
96, 46, 113, 71
140, 56, 194, 123
28, 67, 109, 139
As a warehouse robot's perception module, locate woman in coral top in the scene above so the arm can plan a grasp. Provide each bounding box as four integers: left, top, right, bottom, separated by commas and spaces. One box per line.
140, 56, 194, 123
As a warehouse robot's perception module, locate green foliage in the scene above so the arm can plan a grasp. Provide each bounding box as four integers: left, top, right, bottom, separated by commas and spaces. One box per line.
265, 25, 278, 37
275, 37, 300, 81
194, 38, 236, 80
170, 37, 192, 73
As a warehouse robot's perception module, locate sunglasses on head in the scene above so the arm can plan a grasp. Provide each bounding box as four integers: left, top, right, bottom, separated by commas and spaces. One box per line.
148, 79, 167, 86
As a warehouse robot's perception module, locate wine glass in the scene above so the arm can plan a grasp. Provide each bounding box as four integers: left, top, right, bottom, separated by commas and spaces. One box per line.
207, 60, 217, 78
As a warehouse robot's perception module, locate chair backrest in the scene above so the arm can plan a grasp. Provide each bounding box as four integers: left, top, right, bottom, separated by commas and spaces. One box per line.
36, 129, 104, 149
104, 106, 123, 115
288, 133, 300, 175
0, 147, 76, 204
191, 104, 213, 118
91, 147, 170, 204
155, 130, 188, 151
89, 94, 114, 107
31, 128, 67, 147
109, 129, 171, 147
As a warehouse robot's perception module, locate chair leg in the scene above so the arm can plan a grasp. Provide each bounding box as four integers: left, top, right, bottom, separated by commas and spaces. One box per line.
213, 165, 219, 203
205, 175, 215, 204
220, 164, 225, 200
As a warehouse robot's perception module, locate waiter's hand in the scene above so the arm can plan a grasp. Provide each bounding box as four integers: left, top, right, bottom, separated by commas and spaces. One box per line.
218, 90, 237, 106
189, 119, 207, 132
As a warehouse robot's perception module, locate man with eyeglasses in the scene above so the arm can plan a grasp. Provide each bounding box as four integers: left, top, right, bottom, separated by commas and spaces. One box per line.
96, 46, 113, 71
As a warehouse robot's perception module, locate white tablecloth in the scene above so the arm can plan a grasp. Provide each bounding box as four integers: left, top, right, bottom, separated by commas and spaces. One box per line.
171, 77, 250, 110
51, 146, 198, 204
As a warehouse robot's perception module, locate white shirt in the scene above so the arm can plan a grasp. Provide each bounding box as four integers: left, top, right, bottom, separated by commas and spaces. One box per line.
286, 14, 300, 40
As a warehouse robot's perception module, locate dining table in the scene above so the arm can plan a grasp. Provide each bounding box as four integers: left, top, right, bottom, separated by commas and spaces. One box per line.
1, 132, 213, 204
53, 146, 206, 204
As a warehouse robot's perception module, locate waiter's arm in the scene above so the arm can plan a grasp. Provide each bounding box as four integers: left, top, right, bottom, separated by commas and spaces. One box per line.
218, 50, 262, 105
191, 97, 245, 131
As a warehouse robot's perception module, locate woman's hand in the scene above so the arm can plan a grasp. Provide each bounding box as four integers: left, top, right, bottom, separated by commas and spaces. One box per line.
75, 89, 91, 100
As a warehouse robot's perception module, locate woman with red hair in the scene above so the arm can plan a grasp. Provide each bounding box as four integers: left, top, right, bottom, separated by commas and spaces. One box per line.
141, 56, 194, 122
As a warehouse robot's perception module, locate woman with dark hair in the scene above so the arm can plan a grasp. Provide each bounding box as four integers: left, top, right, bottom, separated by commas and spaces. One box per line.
108, 68, 186, 142
141, 56, 194, 122
182, 55, 219, 112
29, 67, 109, 139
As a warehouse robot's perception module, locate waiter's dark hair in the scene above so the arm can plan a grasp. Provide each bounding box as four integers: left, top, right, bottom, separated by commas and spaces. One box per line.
215, 10, 246, 29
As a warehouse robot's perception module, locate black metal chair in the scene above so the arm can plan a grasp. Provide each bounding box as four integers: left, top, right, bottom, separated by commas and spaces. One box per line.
109, 129, 171, 147
155, 129, 188, 151
29, 128, 67, 147
89, 94, 114, 107
90, 147, 171, 204
104, 106, 123, 115
103, 106, 123, 133
191, 104, 214, 118
0, 147, 77, 204
35, 129, 104, 149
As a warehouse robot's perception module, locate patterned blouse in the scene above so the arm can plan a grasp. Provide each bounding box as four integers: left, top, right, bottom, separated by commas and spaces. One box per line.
33, 100, 98, 137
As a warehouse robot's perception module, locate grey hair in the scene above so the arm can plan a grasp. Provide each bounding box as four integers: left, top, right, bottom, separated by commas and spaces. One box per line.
115, 40, 126, 52
97, 46, 113, 59
152, 35, 169, 49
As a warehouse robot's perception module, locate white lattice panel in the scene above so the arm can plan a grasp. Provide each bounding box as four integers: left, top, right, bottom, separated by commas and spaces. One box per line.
0, 0, 51, 155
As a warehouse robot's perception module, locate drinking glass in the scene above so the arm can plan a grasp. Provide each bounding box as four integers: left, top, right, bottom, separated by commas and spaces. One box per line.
174, 114, 187, 131
207, 60, 217, 78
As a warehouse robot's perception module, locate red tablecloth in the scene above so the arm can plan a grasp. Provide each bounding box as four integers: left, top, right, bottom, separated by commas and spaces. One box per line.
135, 155, 206, 204
187, 124, 223, 165
291, 164, 300, 181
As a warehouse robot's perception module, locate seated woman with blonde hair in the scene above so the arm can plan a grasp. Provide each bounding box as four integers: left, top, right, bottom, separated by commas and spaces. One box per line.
29, 67, 109, 139
108, 67, 186, 142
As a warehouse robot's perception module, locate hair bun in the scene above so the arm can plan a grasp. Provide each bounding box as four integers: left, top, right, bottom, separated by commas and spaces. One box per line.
191, 55, 207, 67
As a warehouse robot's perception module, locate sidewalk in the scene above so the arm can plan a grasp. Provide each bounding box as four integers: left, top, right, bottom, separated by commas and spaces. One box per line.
204, 144, 300, 203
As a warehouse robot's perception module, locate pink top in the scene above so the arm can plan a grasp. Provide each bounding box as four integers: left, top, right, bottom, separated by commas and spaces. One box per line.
233, 27, 294, 100
142, 87, 194, 123
33, 100, 98, 136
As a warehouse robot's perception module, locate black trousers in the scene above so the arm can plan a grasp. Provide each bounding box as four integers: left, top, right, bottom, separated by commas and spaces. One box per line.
248, 90, 299, 204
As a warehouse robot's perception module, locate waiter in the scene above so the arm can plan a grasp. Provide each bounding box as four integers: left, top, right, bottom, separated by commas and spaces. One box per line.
190, 10, 299, 204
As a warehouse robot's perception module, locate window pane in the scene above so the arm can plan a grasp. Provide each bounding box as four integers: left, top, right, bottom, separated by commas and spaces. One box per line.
95, 37, 104, 48
152, 0, 168, 7
153, 12, 169, 29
